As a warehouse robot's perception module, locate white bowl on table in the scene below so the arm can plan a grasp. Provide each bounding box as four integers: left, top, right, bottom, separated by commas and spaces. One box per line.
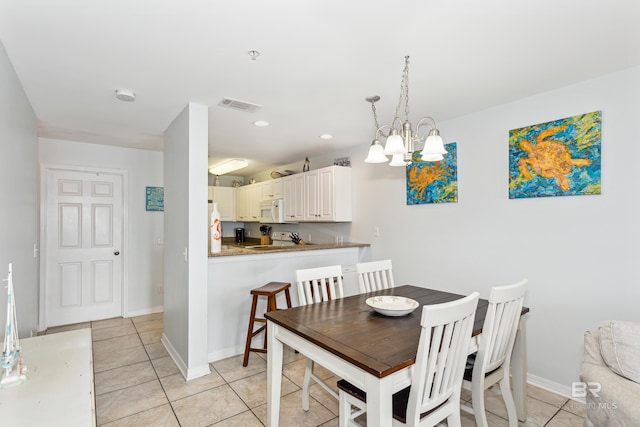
366, 296, 419, 317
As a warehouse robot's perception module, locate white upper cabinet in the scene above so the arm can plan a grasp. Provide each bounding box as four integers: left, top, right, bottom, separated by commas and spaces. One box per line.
303, 166, 352, 222
283, 174, 304, 222
248, 183, 262, 221
235, 186, 249, 221
209, 186, 236, 221
262, 178, 284, 200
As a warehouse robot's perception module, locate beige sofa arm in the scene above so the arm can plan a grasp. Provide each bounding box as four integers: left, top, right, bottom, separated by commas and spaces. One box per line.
580, 330, 640, 426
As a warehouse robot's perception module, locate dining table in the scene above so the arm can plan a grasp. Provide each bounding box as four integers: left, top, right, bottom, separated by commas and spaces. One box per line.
265, 285, 530, 427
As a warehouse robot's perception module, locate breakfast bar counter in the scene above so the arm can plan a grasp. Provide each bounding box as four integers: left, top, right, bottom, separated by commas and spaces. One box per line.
207, 243, 370, 362
209, 241, 369, 257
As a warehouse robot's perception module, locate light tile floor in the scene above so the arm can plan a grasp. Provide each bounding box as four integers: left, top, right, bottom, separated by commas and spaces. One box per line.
46, 314, 586, 426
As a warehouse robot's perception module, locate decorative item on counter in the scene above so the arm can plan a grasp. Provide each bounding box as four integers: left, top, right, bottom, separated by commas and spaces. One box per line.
232, 179, 242, 187
249, 178, 256, 184
289, 232, 305, 245
210, 203, 221, 254
260, 225, 272, 245
334, 157, 351, 167
303, 157, 310, 172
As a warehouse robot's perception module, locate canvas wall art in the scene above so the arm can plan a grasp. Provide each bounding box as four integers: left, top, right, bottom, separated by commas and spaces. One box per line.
509, 111, 601, 199
406, 142, 458, 205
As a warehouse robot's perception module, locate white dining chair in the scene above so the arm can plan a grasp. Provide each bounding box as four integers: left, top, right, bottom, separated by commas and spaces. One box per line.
355, 259, 395, 293
338, 292, 480, 427
295, 265, 345, 410
460, 279, 528, 427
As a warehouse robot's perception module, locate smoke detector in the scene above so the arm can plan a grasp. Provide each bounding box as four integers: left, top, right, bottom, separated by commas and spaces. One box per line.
115, 88, 136, 102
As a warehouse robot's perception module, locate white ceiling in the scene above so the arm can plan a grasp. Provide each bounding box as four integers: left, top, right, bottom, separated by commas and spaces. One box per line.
1, 0, 639, 176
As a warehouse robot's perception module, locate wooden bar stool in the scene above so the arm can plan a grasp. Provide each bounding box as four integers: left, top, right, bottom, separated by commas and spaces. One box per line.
242, 281, 292, 367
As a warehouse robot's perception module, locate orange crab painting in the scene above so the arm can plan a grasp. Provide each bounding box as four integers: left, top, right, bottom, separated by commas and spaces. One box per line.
406, 142, 458, 205
509, 111, 601, 199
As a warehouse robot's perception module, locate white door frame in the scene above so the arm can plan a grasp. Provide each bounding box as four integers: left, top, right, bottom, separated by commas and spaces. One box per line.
39, 163, 129, 331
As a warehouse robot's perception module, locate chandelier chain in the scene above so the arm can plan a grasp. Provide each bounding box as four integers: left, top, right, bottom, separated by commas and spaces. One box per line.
403, 56, 410, 121
371, 102, 381, 132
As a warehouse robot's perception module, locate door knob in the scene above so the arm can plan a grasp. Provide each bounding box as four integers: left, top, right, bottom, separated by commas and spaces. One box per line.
114, 251, 120, 256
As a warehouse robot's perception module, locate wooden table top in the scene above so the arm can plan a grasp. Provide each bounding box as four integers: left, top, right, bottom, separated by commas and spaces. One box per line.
265, 285, 529, 378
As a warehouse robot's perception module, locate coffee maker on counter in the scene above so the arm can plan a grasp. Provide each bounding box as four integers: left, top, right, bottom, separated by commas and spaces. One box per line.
235, 228, 245, 244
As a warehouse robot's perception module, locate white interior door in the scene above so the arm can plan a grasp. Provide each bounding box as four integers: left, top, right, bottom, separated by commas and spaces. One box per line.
44, 168, 123, 327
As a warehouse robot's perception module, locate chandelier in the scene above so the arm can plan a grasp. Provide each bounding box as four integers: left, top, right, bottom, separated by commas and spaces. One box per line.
364, 56, 447, 166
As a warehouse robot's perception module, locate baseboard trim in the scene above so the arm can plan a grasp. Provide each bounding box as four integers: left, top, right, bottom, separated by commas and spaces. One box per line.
126, 305, 163, 318
527, 373, 585, 403
208, 345, 244, 363
161, 332, 211, 381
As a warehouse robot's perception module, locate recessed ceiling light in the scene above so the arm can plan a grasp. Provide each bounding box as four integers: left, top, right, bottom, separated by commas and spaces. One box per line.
253, 120, 270, 127
115, 88, 136, 102
319, 134, 333, 140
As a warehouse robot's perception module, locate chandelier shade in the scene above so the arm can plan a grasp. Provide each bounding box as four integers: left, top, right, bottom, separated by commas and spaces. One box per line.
383, 131, 405, 156
389, 154, 407, 167
364, 140, 389, 163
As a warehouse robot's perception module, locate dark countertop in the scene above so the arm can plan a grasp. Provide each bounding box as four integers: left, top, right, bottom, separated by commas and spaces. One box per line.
209, 238, 369, 257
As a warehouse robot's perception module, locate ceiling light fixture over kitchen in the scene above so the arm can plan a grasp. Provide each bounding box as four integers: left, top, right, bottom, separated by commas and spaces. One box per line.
253, 120, 270, 127
364, 56, 447, 166
208, 159, 248, 175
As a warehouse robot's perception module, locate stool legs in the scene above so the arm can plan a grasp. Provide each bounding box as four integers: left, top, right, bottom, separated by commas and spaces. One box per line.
242, 294, 261, 367
242, 284, 292, 367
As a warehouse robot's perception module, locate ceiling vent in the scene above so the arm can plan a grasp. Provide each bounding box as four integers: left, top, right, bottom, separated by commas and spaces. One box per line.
218, 97, 262, 113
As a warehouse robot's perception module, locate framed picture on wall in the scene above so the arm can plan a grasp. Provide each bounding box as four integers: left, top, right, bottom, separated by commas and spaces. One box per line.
406, 142, 458, 205
509, 111, 601, 199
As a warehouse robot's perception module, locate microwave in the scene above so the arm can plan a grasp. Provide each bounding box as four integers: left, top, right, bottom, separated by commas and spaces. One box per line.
259, 199, 287, 223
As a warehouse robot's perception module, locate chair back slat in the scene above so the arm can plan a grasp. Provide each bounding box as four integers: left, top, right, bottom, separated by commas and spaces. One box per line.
480, 279, 528, 374
355, 260, 395, 293
404, 292, 480, 425
295, 265, 344, 306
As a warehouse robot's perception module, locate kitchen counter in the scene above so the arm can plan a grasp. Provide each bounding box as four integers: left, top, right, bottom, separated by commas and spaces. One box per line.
209, 241, 369, 257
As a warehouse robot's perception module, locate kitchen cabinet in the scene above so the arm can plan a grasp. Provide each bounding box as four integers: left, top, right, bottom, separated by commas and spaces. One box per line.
303, 166, 352, 222
208, 186, 236, 221
248, 183, 262, 221
235, 183, 262, 222
261, 178, 283, 200
235, 186, 250, 221
283, 173, 304, 221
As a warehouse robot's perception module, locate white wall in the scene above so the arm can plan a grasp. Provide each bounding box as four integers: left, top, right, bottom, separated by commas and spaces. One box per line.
163, 102, 209, 379
0, 41, 39, 336
326, 66, 640, 392
38, 138, 164, 316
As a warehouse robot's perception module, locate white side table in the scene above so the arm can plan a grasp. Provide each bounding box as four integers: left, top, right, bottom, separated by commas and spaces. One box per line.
0, 328, 95, 426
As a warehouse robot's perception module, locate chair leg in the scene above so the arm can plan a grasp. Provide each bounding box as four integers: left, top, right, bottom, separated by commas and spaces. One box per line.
447, 409, 462, 427
302, 358, 314, 411
471, 380, 490, 427
500, 375, 519, 427
338, 391, 351, 427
